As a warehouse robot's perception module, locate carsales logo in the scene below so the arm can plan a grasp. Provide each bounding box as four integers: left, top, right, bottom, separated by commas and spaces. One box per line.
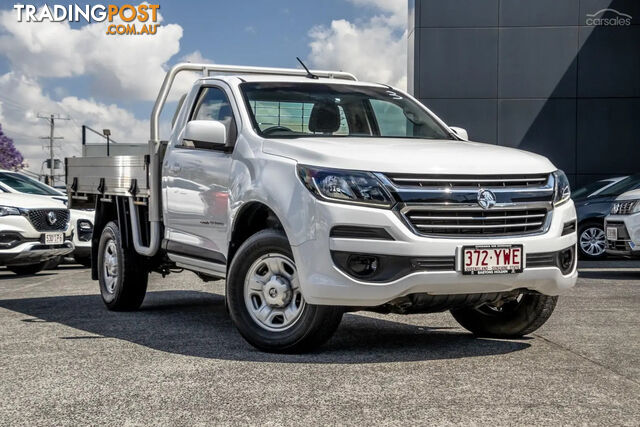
12, 3, 161, 35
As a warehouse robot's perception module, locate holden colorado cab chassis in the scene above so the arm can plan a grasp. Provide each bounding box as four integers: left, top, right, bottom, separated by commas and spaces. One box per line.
66, 63, 578, 352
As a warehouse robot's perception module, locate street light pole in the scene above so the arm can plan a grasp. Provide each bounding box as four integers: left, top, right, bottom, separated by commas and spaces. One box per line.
37, 113, 69, 186
48, 114, 54, 183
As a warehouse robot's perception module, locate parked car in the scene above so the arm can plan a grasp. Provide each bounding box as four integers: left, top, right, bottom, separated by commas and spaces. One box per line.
0, 192, 73, 275
572, 177, 625, 201
66, 62, 578, 353
0, 170, 94, 266
573, 175, 640, 259
605, 189, 640, 258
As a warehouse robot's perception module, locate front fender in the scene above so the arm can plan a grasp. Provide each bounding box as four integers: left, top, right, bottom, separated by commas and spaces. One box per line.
229, 153, 317, 247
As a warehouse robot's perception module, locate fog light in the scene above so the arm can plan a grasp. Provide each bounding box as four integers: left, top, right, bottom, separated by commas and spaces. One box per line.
557, 246, 575, 275
78, 220, 93, 231
0, 232, 21, 249
347, 255, 379, 277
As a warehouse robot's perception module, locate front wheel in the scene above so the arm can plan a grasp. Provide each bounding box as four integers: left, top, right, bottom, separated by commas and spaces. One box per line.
226, 229, 343, 353
450, 292, 558, 338
578, 223, 607, 260
97, 221, 148, 311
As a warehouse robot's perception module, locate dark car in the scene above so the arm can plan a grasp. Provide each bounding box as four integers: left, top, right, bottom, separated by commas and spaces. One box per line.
574, 174, 640, 259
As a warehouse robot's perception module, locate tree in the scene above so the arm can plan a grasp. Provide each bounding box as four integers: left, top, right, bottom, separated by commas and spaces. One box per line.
0, 123, 24, 171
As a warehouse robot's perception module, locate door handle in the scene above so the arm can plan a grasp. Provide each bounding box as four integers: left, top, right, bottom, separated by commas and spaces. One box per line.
168, 164, 181, 174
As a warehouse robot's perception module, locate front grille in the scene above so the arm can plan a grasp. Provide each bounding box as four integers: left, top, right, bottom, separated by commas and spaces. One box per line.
403, 208, 548, 237
26, 209, 69, 232
385, 173, 550, 189
411, 256, 456, 271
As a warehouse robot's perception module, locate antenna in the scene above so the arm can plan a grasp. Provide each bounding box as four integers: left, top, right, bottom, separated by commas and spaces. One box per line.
296, 57, 319, 80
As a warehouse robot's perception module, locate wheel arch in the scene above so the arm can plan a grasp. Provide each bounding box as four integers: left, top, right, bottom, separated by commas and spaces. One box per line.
577, 217, 607, 259
578, 216, 605, 227
228, 201, 286, 266
91, 197, 134, 280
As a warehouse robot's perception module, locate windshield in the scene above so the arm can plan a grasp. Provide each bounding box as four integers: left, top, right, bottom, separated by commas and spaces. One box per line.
240, 82, 454, 140
597, 174, 640, 197
572, 179, 615, 199
0, 172, 63, 196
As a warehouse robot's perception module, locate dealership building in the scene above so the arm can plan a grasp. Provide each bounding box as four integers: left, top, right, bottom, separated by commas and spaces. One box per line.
408, 0, 639, 186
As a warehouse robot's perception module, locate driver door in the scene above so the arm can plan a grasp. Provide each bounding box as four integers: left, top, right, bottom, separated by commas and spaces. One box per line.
165, 85, 236, 261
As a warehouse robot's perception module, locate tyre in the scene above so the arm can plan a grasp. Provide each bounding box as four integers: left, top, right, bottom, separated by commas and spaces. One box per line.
8, 262, 47, 276
97, 221, 148, 311
578, 222, 607, 260
450, 292, 558, 338
226, 229, 343, 353
74, 255, 92, 268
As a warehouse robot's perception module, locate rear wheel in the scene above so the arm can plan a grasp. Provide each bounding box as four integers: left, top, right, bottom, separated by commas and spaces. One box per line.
450, 292, 558, 337
97, 221, 148, 311
578, 222, 607, 260
8, 262, 47, 276
226, 229, 343, 353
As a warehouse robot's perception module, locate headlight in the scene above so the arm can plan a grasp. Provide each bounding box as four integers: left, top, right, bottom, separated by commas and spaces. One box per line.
0, 206, 21, 216
553, 170, 571, 206
297, 165, 393, 208
611, 200, 640, 215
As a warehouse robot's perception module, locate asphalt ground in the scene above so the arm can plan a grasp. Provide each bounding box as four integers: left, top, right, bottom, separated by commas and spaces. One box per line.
0, 260, 639, 425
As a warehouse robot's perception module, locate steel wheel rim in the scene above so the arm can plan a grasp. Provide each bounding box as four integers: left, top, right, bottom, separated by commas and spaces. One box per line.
580, 227, 606, 256
103, 239, 118, 294
244, 253, 305, 332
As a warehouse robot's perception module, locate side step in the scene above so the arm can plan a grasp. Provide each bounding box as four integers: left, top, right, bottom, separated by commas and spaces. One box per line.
167, 253, 226, 279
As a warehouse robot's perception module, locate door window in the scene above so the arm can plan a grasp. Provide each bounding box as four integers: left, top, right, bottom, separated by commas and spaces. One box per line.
190, 87, 237, 146
0, 172, 62, 196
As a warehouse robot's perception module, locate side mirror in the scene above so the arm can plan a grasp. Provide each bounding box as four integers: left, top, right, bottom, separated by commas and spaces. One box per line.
182, 120, 227, 148
450, 126, 468, 141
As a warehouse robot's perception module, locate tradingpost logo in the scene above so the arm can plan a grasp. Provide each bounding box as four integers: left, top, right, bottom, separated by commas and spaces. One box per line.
12, 3, 161, 35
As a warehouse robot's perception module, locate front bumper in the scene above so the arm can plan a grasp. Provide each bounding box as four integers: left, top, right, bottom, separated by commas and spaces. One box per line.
70, 214, 93, 255
72, 246, 91, 257
292, 200, 578, 306
71, 232, 91, 257
0, 216, 74, 266
0, 241, 75, 266
605, 214, 640, 258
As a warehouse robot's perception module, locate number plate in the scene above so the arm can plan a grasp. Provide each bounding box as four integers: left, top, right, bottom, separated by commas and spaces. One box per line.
462, 245, 523, 275
606, 227, 618, 241
44, 233, 64, 245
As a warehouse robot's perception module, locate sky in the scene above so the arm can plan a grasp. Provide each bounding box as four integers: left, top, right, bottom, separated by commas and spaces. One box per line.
0, 0, 408, 174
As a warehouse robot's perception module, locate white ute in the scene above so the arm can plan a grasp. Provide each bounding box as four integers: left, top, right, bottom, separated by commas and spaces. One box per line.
66, 63, 578, 352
